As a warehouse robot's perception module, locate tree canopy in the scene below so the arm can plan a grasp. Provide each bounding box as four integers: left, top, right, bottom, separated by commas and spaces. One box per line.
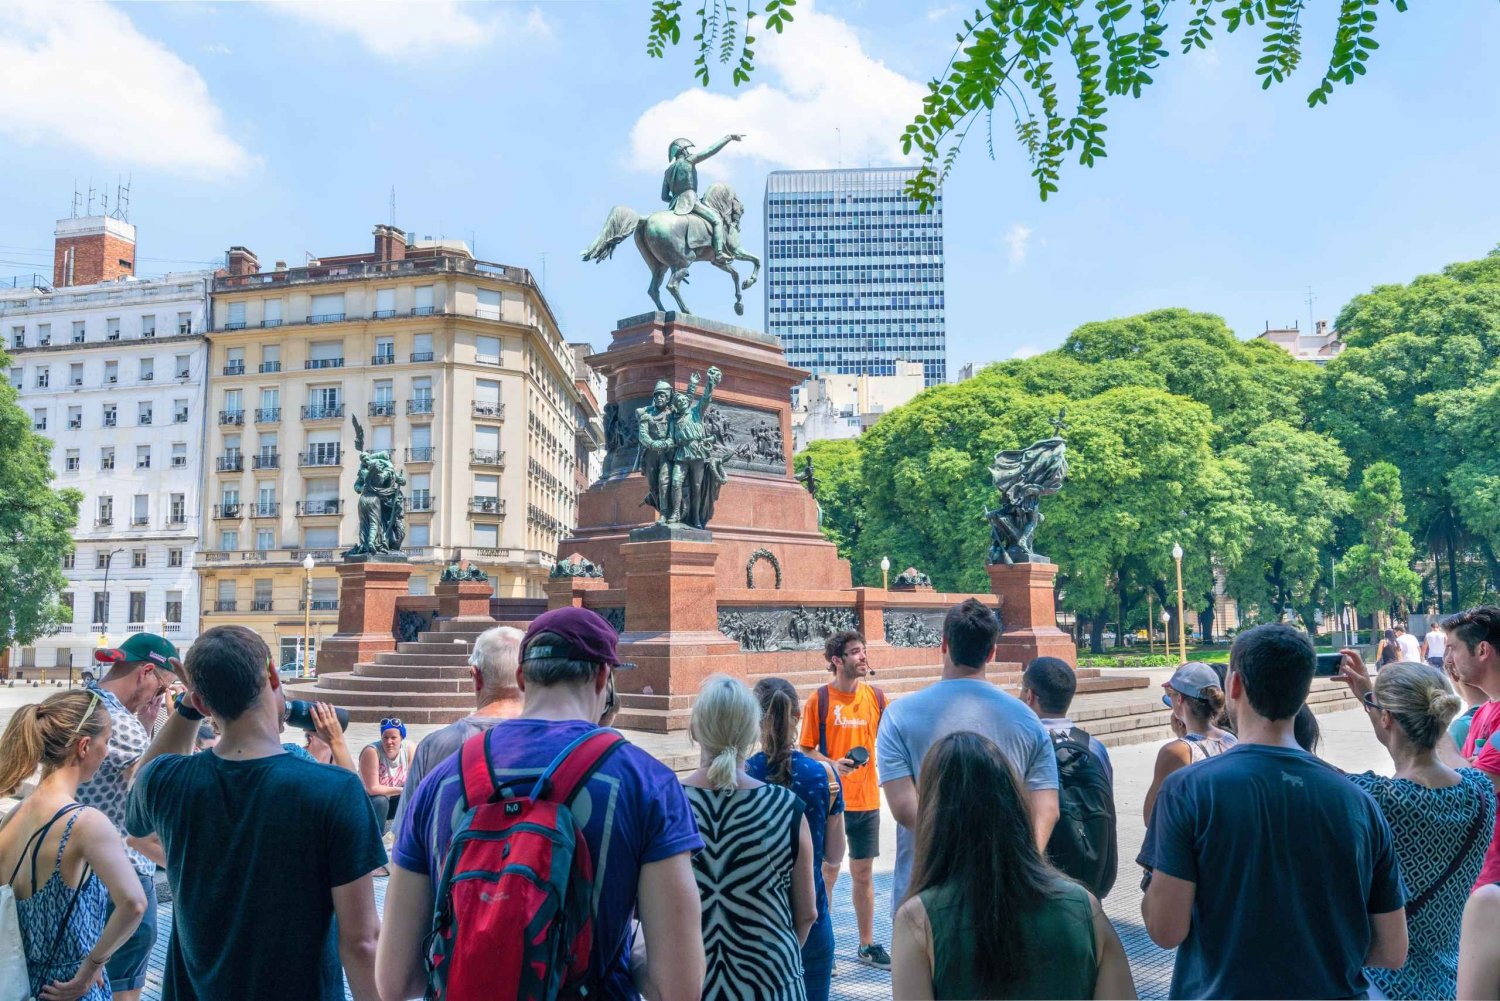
645, 0, 1421, 204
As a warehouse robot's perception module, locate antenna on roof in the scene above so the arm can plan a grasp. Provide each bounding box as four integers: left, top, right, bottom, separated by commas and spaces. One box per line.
71, 181, 82, 218
111, 176, 131, 223
1304, 286, 1316, 334
389, 185, 396, 227
87, 180, 96, 215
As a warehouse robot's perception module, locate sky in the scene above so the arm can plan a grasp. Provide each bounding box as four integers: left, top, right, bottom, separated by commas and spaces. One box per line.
2, 0, 1498, 373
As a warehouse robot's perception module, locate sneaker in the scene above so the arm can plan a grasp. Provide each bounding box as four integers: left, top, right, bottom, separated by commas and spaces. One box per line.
857, 944, 892, 970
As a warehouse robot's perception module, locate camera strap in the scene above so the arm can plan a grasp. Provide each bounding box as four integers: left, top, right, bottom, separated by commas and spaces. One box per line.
1405, 803, 1489, 919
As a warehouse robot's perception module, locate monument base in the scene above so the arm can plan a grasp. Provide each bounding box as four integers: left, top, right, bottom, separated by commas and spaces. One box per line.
316, 561, 413, 677
435, 580, 495, 621
628, 522, 713, 543
987, 562, 1077, 668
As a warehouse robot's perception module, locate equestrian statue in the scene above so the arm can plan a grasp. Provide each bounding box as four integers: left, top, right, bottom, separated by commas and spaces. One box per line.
582, 133, 761, 317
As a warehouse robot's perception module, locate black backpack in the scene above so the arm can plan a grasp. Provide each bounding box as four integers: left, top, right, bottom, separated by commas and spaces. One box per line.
1045, 728, 1117, 899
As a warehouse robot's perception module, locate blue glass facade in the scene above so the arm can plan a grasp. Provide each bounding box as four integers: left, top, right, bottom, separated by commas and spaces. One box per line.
764, 168, 945, 385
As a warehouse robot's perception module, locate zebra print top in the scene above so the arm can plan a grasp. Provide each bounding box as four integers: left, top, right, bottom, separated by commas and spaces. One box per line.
685, 782, 808, 1001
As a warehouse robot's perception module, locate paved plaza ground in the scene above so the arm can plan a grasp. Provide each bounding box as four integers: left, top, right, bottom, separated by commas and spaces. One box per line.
0, 684, 1392, 1000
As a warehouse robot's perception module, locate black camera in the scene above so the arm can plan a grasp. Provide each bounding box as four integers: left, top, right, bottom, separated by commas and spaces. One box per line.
285, 700, 350, 733
846, 746, 870, 768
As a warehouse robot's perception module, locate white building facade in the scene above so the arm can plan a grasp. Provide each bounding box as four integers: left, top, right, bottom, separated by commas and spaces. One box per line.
791, 361, 928, 452
2, 258, 210, 672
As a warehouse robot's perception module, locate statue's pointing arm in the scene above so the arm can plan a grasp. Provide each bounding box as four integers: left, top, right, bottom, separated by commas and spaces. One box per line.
696, 366, 722, 418
689, 134, 745, 164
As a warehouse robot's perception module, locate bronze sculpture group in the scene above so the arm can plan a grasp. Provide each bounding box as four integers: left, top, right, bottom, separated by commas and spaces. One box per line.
984, 412, 1070, 564
636, 366, 727, 531
344, 415, 408, 560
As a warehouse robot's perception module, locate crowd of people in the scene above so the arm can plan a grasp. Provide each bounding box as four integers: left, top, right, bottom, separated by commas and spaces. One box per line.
5, 603, 1500, 1000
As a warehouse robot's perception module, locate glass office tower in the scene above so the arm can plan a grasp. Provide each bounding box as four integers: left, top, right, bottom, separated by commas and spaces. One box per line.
764, 168, 945, 385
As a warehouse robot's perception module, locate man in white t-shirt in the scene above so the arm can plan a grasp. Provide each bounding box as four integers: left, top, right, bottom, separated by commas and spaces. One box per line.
1422, 622, 1447, 668
1395, 624, 1422, 662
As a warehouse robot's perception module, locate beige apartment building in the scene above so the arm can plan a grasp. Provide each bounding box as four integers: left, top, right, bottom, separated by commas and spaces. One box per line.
200, 226, 588, 666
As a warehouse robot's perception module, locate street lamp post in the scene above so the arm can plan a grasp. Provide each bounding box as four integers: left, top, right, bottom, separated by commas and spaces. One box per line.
880, 556, 891, 591
1146, 589, 1154, 655
302, 554, 315, 679
1160, 609, 1172, 659
1172, 543, 1187, 664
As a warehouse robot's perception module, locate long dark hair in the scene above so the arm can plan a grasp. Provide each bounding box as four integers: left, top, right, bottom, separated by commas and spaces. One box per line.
1378, 629, 1398, 666
752, 677, 799, 787
906, 731, 1062, 992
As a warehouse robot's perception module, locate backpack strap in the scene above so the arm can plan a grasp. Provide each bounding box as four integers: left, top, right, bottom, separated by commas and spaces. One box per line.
459, 730, 498, 810
1406, 801, 1490, 919
873, 686, 887, 715
535, 729, 627, 805
816, 685, 830, 757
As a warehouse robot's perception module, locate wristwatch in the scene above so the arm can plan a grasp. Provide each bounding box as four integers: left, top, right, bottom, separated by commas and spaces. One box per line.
173, 692, 205, 721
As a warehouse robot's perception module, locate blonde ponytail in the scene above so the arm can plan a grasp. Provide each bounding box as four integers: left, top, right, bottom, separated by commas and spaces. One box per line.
0, 691, 106, 796
690, 675, 761, 792
1374, 661, 1462, 750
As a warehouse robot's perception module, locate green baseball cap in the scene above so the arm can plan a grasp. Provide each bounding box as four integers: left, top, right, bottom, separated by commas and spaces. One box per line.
94, 633, 179, 668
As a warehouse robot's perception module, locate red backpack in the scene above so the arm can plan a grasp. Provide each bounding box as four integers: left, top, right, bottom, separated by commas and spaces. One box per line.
425, 727, 626, 1001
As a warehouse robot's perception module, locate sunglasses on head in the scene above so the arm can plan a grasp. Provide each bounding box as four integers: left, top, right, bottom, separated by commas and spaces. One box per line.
380, 717, 403, 731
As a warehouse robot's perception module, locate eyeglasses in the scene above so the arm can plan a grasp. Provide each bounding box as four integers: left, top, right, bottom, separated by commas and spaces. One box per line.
1362, 692, 1387, 713
380, 717, 403, 731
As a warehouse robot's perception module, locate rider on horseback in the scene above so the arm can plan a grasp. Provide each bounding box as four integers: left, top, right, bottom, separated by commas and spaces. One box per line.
664, 135, 743, 264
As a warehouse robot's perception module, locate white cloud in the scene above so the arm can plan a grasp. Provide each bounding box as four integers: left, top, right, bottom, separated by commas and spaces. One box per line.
201, 42, 232, 55
0, 1, 253, 177
629, 5, 924, 174
266, 1, 550, 60
1005, 223, 1032, 267
927, 4, 960, 21
1011, 345, 1041, 360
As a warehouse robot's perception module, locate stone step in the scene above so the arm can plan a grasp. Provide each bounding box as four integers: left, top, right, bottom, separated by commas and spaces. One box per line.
373, 651, 475, 667
752, 665, 1108, 685
353, 662, 476, 681
288, 684, 475, 710
397, 640, 474, 655
314, 672, 474, 694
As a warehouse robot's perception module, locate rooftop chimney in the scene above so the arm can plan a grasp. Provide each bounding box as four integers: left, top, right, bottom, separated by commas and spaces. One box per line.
226, 246, 260, 277
54, 215, 136, 287
373, 224, 407, 263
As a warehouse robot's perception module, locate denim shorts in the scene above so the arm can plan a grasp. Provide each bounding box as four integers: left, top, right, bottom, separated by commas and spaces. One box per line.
106, 868, 159, 991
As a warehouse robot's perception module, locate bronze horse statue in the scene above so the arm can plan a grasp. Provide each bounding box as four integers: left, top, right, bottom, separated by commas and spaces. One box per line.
582, 183, 761, 316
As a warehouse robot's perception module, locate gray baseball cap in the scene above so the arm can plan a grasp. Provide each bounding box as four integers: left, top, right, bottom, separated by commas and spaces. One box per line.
1161, 661, 1222, 707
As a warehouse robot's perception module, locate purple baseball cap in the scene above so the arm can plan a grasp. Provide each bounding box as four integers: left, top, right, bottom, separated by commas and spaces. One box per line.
521, 606, 636, 670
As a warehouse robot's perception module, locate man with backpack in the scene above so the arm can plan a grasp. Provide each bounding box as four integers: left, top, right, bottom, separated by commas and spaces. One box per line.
798, 628, 890, 969
377, 606, 705, 1001
1020, 656, 1118, 898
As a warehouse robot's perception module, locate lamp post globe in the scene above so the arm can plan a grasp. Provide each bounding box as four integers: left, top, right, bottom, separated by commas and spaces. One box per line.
881, 556, 891, 590
301, 555, 316, 678
1170, 543, 1187, 664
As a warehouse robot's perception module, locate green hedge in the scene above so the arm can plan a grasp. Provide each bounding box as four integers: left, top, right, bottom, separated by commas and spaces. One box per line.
1077, 653, 1178, 668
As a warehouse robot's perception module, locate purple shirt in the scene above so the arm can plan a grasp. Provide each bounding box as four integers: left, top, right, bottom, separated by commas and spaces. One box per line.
393, 719, 702, 1000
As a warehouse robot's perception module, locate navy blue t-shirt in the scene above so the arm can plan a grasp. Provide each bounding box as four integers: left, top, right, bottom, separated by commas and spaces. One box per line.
1141, 743, 1406, 1000
747, 750, 844, 921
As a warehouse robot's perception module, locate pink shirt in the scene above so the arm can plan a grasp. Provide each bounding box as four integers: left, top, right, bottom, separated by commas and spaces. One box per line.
1465, 701, 1500, 886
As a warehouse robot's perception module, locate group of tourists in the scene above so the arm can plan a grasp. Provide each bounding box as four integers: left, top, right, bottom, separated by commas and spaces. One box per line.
6, 603, 1500, 1000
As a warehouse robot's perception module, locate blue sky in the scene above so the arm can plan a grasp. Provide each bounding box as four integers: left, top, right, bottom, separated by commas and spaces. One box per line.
2, 1, 1498, 371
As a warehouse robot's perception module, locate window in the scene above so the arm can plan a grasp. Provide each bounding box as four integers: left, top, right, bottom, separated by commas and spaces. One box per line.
413, 285, 434, 314
10, 327, 22, 349
172, 443, 187, 468
106, 318, 120, 341
254, 579, 272, 610
35, 366, 48, 388
128, 591, 145, 624
60, 592, 74, 615
374, 288, 396, 317
221, 484, 240, 507
141, 315, 156, 338
165, 592, 182, 623
224, 434, 242, 462
219, 530, 239, 551
69, 363, 82, 386
132, 495, 148, 526
95, 551, 109, 569
32, 408, 46, 431
255, 529, 275, 551
64, 449, 79, 471
175, 354, 190, 378
227, 301, 246, 329
411, 333, 433, 362
103, 404, 117, 427
225, 346, 245, 375
309, 293, 345, 323
257, 432, 276, 458
308, 385, 340, 416
372, 424, 393, 452
136, 445, 151, 469
374, 337, 395, 364
174, 399, 189, 424
223, 389, 243, 417
305, 477, 339, 506
308, 341, 343, 368
311, 579, 338, 607
475, 379, 501, 413
93, 592, 109, 625
260, 344, 280, 373
282, 637, 316, 671
263, 299, 282, 327
96, 496, 113, 524
473, 523, 499, 548
411, 424, 431, 456
177, 311, 192, 335
63, 551, 75, 570
216, 580, 236, 610
408, 522, 430, 546
303, 527, 338, 549
67, 406, 82, 429
138, 402, 152, 426
36, 323, 49, 346
409, 472, 431, 510
138, 358, 154, 382
132, 550, 146, 568
71, 321, 85, 344
105, 360, 118, 384
475, 474, 499, 501
168, 548, 183, 568
100, 447, 114, 470
476, 288, 501, 321
476, 335, 501, 365
373, 379, 394, 404
8, 368, 19, 390
474, 425, 500, 457
169, 494, 185, 523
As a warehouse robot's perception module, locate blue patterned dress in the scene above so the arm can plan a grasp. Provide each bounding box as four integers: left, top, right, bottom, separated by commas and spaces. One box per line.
15, 808, 109, 1000
1348, 768, 1497, 1000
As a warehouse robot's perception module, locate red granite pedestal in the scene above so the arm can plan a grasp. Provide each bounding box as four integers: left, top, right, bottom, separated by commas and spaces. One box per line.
987, 562, 1077, 667
316, 561, 413, 677
436, 580, 496, 622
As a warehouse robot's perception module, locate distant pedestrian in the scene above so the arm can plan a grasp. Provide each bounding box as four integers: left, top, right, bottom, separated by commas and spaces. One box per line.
683, 676, 815, 1001
749, 677, 846, 1001
1396, 623, 1423, 663
1337, 656, 1495, 999
1142, 662, 1236, 825
877, 599, 1059, 921
1424, 620, 1449, 668
1378, 628, 1400, 669
0, 690, 147, 1001
798, 629, 890, 969
1140, 624, 1407, 999
890, 731, 1135, 1000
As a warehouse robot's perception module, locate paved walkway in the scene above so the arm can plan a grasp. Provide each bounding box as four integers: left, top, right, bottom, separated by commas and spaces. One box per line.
0, 685, 1392, 999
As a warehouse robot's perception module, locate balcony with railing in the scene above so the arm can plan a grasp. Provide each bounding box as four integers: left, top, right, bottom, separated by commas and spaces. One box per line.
405, 447, 434, 463
213, 600, 237, 612
251, 598, 274, 611
469, 449, 505, 468
373, 308, 397, 319
168, 511, 186, 525
214, 503, 242, 519
371, 352, 396, 366
301, 599, 340, 611
409, 491, 434, 512
255, 407, 281, 423
251, 502, 280, 518
472, 401, 506, 420
222, 362, 245, 376
258, 361, 282, 373
126, 622, 145, 633
173, 410, 189, 424
368, 400, 396, 418
252, 451, 280, 470
163, 622, 183, 634
297, 500, 342, 517
219, 409, 245, 426
306, 314, 346, 325
301, 403, 344, 421
95, 514, 114, 527
406, 397, 434, 416
130, 515, 149, 526
215, 455, 243, 472
299, 450, 342, 467
410, 351, 434, 363
304, 356, 345, 369
468, 497, 505, 516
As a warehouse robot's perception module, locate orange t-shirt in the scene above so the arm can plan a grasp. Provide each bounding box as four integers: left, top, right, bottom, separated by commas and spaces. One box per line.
798, 683, 884, 812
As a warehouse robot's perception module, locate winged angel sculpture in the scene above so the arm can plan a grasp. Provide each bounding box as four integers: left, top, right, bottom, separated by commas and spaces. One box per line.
344, 415, 407, 558
984, 412, 1069, 564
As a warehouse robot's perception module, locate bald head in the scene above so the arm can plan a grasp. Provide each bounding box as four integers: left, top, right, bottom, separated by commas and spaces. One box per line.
469, 626, 523, 699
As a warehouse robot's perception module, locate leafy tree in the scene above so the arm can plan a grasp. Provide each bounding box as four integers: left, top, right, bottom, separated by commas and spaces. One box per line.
1335, 462, 1422, 626
793, 438, 871, 583
1221, 421, 1349, 631
0, 349, 81, 662
645, 0, 1420, 203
